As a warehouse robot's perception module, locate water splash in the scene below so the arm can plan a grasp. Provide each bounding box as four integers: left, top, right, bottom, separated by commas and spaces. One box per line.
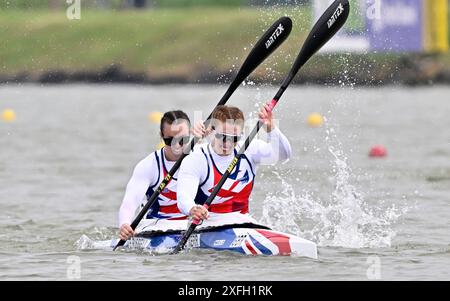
76, 234, 100, 250
75, 226, 176, 255
260, 155, 407, 249
257, 48, 409, 248
75, 226, 116, 250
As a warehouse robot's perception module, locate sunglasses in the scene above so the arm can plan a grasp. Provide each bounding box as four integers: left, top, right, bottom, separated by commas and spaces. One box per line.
214, 132, 242, 143
163, 135, 191, 146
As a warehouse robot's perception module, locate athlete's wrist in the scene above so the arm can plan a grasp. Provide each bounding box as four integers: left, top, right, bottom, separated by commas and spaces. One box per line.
265, 123, 275, 132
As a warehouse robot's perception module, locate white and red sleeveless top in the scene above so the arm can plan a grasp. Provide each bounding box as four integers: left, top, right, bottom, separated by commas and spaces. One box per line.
145, 149, 186, 220
193, 145, 256, 214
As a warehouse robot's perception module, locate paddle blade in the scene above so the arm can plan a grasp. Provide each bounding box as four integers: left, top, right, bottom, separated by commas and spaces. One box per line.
113, 239, 125, 250
292, 0, 350, 74
228, 16, 292, 93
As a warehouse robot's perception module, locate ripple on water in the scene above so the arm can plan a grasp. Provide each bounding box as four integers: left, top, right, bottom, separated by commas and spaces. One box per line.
1, 85, 449, 280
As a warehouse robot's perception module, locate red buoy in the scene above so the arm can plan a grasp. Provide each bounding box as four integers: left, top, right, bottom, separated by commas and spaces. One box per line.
369, 145, 387, 158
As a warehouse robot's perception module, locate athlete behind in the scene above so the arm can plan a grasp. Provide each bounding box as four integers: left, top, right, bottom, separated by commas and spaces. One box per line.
118, 110, 192, 241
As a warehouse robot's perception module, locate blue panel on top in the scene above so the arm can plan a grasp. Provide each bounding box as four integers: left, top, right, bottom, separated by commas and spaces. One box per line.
199, 229, 245, 254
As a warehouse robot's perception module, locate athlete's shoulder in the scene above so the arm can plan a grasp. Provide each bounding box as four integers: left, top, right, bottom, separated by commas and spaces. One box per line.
134, 151, 159, 171
192, 142, 209, 153
180, 143, 208, 169
239, 138, 267, 153
189, 142, 210, 160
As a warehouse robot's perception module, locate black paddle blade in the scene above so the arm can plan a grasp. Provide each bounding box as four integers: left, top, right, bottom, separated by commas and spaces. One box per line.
228, 16, 292, 93
291, 0, 350, 74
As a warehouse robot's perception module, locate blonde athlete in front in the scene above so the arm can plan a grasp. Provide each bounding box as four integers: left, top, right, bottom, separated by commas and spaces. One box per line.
176, 105, 291, 224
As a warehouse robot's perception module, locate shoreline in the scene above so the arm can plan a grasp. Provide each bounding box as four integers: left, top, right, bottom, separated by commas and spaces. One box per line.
1, 62, 450, 86
2, 9, 449, 87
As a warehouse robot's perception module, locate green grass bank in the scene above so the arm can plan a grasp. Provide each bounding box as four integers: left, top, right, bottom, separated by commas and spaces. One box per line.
1, 8, 449, 85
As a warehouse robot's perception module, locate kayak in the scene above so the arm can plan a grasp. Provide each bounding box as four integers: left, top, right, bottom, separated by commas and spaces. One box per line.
79, 213, 317, 259
124, 224, 316, 258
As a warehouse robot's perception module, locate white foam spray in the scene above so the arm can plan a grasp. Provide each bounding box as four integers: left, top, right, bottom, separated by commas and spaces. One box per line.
260, 143, 408, 249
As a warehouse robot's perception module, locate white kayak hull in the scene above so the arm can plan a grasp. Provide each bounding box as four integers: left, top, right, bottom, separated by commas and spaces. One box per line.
79, 213, 317, 258
111, 224, 317, 258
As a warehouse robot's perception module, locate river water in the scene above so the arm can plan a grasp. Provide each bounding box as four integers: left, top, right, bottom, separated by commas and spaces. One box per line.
0, 84, 448, 280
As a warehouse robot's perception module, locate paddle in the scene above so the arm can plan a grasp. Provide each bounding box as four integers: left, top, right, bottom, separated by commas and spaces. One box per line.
172, 0, 350, 254
113, 16, 293, 250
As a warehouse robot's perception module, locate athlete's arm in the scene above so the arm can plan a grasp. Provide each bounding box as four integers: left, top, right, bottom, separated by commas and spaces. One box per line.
266, 126, 292, 161
246, 104, 292, 165
177, 152, 209, 220
118, 155, 158, 233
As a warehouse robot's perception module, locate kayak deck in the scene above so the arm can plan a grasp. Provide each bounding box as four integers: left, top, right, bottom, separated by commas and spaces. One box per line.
111, 223, 317, 258
78, 214, 317, 258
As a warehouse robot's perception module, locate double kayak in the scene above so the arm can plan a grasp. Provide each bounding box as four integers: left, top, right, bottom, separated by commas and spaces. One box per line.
78, 213, 317, 259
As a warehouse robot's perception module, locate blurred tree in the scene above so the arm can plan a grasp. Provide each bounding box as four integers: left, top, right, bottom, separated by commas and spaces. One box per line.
134, 0, 147, 8
153, 0, 243, 7
48, 0, 61, 10
247, 0, 309, 5
0, 0, 311, 9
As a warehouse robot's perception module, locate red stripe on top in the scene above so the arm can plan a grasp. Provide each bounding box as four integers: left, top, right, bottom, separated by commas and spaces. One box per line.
208, 196, 249, 214
206, 163, 253, 214
245, 240, 257, 255
167, 216, 188, 220
160, 189, 177, 201
256, 229, 292, 255
159, 203, 181, 214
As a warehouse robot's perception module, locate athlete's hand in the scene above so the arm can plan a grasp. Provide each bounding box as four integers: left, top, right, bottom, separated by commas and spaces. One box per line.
192, 120, 213, 139
259, 103, 275, 132
189, 204, 209, 221
119, 223, 135, 240
192, 120, 207, 139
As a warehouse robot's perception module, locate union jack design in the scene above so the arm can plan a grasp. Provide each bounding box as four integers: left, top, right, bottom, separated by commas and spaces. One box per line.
194, 145, 256, 214
145, 149, 187, 220
120, 226, 318, 258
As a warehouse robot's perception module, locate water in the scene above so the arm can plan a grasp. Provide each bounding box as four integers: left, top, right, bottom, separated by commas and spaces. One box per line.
0, 84, 449, 280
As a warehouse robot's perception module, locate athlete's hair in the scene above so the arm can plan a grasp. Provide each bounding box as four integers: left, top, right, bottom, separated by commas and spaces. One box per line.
211, 105, 245, 128
160, 110, 191, 136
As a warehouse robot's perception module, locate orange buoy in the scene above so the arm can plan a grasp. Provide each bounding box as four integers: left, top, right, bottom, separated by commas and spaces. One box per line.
369, 145, 387, 158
